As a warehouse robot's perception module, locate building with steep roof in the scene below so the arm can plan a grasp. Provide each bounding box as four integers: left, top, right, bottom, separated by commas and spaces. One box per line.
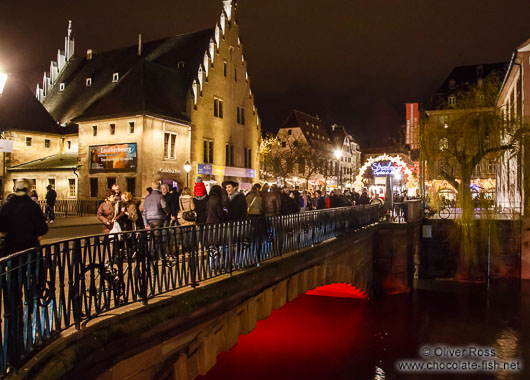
0, 75, 77, 199
37, 0, 260, 199
267, 109, 361, 189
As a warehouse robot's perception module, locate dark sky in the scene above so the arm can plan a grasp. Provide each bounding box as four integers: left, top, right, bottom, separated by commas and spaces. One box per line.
1, 0, 530, 147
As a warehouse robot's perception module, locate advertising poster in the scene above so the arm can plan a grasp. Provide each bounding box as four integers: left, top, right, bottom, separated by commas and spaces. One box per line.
89, 143, 137, 171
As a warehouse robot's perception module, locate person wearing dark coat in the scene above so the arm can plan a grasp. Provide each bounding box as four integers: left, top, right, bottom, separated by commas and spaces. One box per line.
205, 185, 225, 224
0, 179, 48, 256
263, 185, 281, 216
194, 177, 208, 224
226, 181, 247, 221
280, 186, 298, 214
45, 185, 57, 223
338, 190, 351, 207
164, 187, 180, 226
314, 190, 325, 210
221, 181, 230, 213
330, 191, 340, 208
359, 190, 370, 205
351, 190, 361, 205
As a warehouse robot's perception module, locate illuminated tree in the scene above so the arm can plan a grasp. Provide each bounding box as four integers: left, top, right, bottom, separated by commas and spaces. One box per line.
421, 72, 527, 279
259, 133, 330, 186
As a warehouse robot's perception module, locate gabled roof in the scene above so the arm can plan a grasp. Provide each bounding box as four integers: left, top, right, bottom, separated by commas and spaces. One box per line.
0, 76, 76, 135
429, 62, 507, 109
8, 153, 78, 172
281, 109, 333, 151
74, 60, 190, 123
42, 28, 214, 124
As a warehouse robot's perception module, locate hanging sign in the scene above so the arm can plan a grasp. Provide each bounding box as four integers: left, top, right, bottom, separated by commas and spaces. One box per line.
0, 139, 13, 153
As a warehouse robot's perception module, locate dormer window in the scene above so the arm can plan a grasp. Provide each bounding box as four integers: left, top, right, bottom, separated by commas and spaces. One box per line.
59, 83, 65, 92
86, 78, 92, 87
177, 61, 185, 69
449, 79, 456, 90
112, 73, 119, 82
448, 96, 456, 106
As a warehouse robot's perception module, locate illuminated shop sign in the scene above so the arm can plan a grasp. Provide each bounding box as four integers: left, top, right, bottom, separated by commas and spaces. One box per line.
198, 163, 256, 178
371, 161, 400, 176
89, 143, 137, 172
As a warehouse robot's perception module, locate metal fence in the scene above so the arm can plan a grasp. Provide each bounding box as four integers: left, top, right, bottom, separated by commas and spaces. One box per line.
0, 205, 382, 376
36, 200, 100, 217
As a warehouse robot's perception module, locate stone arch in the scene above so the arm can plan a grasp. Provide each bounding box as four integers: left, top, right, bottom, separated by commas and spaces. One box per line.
153, 260, 372, 380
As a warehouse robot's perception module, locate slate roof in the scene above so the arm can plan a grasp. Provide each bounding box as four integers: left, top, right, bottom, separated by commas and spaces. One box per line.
8, 153, 78, 172
42, 28, 214, 124
429, 62, 507, 109
281, 110, 333, 151
0, 76, 76, 135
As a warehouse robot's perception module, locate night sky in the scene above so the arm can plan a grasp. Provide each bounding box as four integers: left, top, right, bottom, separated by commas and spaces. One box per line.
1, 0, 530, 147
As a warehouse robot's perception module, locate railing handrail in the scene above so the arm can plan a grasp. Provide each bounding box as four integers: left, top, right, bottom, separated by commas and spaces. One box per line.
0, 204, 384, 376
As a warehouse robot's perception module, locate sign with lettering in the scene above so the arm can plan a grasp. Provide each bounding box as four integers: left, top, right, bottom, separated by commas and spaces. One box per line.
198, 163, 256, 178
371, 161, 400, 176
89, 143, 137, 172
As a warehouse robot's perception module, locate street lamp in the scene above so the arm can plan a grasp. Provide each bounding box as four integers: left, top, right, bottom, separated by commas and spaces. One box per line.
0, 71, 7, 200
184, 161, 192, 188
0, 71, 7, 95
334, 149, 342, 188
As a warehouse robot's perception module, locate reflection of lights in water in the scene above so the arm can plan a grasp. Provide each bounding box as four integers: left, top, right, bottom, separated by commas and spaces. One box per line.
494, 328, 519, 380
374, 366, 386, 379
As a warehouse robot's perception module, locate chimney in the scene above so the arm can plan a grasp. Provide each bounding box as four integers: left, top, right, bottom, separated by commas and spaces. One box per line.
87, 49, 93, 60
138, 33, 142, 56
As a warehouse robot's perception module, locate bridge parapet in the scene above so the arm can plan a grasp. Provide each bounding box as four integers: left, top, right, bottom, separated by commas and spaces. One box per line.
2, 206, 383, 379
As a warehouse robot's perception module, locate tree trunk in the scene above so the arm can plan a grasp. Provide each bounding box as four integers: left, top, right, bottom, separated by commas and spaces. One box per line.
456, 170, 482, 280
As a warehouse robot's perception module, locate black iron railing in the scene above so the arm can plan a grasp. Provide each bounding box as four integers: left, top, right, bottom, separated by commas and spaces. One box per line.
36, 200, 100, 217
0, 205, 383, 376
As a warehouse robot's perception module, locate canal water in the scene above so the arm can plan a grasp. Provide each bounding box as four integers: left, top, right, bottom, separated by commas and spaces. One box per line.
199, 280, 530, 380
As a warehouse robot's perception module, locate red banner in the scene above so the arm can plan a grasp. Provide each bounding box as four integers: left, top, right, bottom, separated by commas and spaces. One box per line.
406, 103, 420, 150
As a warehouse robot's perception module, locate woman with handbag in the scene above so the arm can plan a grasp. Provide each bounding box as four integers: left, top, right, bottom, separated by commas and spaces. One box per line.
246, 184, 263, 217
115, 192, 144, 231
177, 187, 196, 226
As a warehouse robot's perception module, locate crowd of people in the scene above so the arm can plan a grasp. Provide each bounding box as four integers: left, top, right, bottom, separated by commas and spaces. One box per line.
94, 177, 388, 234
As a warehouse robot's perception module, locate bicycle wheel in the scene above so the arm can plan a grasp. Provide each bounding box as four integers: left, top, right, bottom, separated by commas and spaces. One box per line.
439, 208, 450, 219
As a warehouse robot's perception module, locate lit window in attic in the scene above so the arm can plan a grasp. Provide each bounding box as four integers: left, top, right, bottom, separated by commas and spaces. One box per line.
86, 78, 92, 87
112, 73, 119, 82
59, 83, 65, 92
177, 61, 185, 69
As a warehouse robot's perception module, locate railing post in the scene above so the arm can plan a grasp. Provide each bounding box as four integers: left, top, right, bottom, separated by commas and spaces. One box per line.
228, 223, 233, 276
72, 239, 82, 330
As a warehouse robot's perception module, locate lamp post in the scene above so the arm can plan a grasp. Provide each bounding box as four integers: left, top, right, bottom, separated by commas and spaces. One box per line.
334, 149, 342, 188
0, 71, 8, 200
184, 161, 191, 188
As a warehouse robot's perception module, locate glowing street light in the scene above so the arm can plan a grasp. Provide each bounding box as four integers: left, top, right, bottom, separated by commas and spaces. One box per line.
184, 161, 192, 187
0, 71, 7, 95
334, 149, 343, 188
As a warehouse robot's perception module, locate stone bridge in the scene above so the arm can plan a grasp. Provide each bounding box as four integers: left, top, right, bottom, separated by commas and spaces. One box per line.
7, 202, 421, 380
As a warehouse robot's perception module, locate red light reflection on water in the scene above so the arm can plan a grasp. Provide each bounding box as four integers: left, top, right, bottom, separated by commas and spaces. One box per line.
306, 282, 370, 300
198, 287, 370, 380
